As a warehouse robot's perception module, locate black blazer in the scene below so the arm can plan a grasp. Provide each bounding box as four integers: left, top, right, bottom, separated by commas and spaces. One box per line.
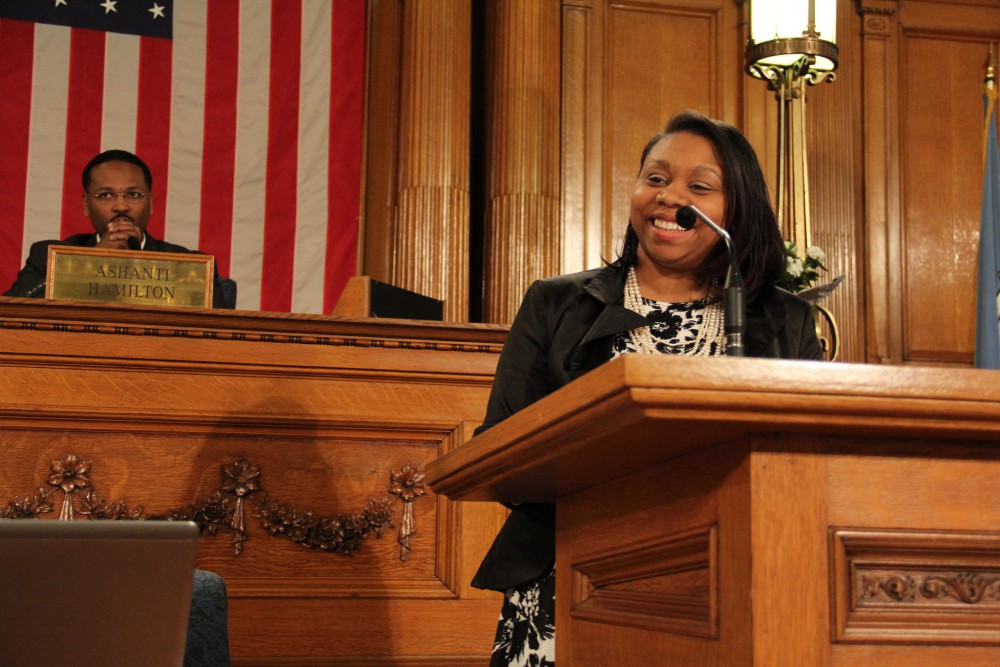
3, 233, 233, 309
470, 262, 824, 591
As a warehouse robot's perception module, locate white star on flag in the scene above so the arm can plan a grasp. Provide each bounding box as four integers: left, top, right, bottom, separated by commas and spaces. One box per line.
149, 3, 166, 19
100, 1, 118, 14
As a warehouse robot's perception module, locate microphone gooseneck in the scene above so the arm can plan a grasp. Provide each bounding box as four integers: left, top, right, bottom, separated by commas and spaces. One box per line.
675, 205, 745, 357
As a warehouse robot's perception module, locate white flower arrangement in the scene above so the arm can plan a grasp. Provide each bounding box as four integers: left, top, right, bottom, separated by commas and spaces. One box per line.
777, 240, 827, 293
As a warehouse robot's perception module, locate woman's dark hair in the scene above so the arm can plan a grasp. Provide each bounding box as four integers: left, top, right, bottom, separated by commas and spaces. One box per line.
82, 149, 153, 191
618, 110, 785, 298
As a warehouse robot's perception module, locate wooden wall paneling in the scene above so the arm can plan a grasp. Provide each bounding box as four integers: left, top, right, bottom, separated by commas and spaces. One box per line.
897, 0, 1000, 364
743, 0, 866, 363
602, 0, 742, 263
861, 0, 902, 363
718, 0, 745, 126
392, 1, 471, 323
561, 0, 608, 275
900, 33, 986, 363
741, 0, 773, 191
0, 300, 507, 665
561, 0, 743, 273
862, 0, 1000, 366
805, 0, 867, 363
482, 0, 563, 325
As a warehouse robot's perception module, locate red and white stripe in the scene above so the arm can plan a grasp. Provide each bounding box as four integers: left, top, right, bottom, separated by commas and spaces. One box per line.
0, 0, 364, 313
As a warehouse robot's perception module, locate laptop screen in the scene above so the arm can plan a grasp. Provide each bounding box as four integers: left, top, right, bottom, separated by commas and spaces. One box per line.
0, 520, 199, 667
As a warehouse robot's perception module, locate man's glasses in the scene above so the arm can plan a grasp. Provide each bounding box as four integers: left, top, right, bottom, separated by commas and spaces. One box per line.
88, 191, 149, 204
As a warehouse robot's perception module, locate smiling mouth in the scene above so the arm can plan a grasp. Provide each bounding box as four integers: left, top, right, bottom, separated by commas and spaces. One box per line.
652, 218, 688, 232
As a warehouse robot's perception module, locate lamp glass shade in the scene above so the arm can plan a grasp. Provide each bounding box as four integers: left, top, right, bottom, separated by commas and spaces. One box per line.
748, 0, 837, 71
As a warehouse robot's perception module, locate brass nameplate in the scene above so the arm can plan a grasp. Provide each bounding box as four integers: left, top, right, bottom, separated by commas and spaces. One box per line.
45, 246, 214, 308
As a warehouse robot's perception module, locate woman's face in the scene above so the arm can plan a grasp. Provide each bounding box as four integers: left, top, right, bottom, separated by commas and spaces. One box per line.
629, 131, 726, 276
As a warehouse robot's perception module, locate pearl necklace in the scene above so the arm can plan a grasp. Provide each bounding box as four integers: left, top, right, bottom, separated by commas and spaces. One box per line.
623, 266, 725, 356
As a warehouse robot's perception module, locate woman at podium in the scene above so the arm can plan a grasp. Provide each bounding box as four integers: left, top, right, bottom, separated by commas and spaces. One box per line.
472, 110, 823, 667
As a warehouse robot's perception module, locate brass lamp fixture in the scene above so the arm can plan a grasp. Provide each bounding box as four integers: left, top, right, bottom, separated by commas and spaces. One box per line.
744, 0, 838, 250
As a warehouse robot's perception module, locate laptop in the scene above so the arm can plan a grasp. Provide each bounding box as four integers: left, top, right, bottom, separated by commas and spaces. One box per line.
0, 519, 200, 667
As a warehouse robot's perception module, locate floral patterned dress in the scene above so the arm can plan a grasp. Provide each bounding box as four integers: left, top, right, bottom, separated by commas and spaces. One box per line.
489, 565, 556, 667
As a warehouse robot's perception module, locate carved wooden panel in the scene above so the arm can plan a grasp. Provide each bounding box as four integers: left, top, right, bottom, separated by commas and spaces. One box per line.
831, 527, 1000, 644
570, 524, 718, 638
0, 299, 507, 665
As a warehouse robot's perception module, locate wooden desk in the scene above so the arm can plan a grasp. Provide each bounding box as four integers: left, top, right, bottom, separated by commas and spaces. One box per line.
0, 297, 507, 665
427, 355, 1000, 666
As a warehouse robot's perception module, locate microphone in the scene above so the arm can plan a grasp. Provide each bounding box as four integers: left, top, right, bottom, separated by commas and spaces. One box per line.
676, 205, 745, 357
127, 237, 141, 251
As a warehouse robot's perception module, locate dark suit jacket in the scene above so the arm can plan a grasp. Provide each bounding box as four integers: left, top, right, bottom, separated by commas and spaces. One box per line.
470, 262, 824, 591
3, 233, 233, 309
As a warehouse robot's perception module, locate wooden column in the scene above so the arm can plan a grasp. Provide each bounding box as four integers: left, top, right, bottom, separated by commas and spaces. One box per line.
859, 0, 901, 364
393, 0, 471, 323
482, 0, 562, 325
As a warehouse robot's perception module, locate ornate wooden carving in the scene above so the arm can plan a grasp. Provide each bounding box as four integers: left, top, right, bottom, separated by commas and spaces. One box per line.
831, 527, 1000, 643
569, 523, 718, 638
862, 571, 1000, 606
0, 301, 504, 663
2, 454, 425, 561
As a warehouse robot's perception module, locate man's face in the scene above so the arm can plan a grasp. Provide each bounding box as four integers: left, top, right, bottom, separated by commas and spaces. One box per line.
82, 161, 153, 236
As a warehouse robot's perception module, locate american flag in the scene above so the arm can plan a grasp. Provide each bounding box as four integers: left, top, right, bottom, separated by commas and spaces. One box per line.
0, 0, 365, 313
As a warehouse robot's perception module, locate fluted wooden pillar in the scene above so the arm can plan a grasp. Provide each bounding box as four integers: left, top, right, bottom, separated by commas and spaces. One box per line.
392, 1, 471, 322
482, 0, 562, 325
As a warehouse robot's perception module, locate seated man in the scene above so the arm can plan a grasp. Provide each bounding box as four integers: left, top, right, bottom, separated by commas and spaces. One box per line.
3, 149, 234, 309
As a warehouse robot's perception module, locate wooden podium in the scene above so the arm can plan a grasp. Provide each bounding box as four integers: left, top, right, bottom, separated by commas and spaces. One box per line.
426, 355, 1000, 666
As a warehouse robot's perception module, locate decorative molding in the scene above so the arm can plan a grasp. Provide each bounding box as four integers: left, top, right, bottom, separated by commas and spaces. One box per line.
0, 318, 503, 354
858, 0, 896, 37
2, 454, 425, 561
858, 5, 897, 17
831, 528, 1000, 644
862, 571, 1000, 605
865, 16, 888, 34
570, 524, 718, 638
